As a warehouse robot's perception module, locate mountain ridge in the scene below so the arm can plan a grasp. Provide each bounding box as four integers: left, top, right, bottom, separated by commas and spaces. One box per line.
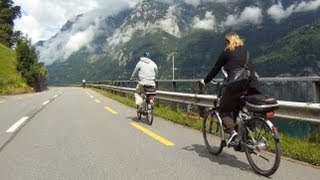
35, 0, 320, 84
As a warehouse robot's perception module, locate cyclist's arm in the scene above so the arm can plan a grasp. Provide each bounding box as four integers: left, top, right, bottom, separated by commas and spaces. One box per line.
154, 63, 158, 76
204, 51, 227, 84
131, 62, 141, 80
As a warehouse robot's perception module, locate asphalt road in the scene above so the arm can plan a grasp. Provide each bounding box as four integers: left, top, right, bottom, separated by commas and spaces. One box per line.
0, 87, 319, 179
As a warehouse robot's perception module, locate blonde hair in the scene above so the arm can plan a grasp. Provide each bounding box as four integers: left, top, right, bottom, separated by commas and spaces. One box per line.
224, 32, 244, 51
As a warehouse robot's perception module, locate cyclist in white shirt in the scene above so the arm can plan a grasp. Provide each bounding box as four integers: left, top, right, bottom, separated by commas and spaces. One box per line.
130, 51, 158, 110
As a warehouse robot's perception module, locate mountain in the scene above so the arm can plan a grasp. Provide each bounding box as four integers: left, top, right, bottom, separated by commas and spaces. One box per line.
36, 0, 320, 85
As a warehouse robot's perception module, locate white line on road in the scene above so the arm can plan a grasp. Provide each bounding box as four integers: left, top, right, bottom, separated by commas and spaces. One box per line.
42, 100, 50, 105
6, 116, 29, 133
53, 95, 58, 99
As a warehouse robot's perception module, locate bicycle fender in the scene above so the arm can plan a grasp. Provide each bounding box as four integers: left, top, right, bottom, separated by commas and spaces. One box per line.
265, 119, 280, 140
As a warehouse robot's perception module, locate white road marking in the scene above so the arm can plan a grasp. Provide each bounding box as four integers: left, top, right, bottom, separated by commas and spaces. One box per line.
42, 100, 50, 105
53, 95, 58, 99
6, 116, 29, 133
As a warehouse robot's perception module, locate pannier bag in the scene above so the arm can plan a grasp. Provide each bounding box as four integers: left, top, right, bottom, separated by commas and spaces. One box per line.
244, 94, 279, 113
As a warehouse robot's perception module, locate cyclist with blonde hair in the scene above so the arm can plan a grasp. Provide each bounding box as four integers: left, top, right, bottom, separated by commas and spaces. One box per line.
200, 32, 258, 145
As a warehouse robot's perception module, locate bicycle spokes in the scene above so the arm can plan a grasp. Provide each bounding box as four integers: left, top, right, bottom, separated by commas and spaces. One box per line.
203, 111, 224, 155
245, 117, 281, 176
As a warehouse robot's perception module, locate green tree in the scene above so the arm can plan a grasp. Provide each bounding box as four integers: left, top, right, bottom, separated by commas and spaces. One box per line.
16, 36, 47, 91
0, 0, 21, 46
16, 36, 37, 76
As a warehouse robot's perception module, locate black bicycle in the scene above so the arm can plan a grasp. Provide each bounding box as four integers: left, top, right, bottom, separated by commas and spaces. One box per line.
137, 86, 156, 125
202, 81, 281, 177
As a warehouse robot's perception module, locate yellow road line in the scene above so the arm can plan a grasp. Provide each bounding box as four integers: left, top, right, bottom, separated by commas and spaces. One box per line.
104, 106, 118, 114
131, 122, 174, 146
95, 99, 101, 103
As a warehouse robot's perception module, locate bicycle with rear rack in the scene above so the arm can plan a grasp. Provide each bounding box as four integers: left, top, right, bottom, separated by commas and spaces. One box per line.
202, 81, 281, 177
137, 85, 156, 125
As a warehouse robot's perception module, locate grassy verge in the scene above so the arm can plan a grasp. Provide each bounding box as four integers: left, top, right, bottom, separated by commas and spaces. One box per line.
92, 88, 320, 166
0, 44, 29, 95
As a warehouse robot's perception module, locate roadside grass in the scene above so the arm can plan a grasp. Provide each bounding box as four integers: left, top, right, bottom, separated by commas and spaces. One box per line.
92, 88, 320, 166
0, 44, 29, 95
280, 134, 320, 166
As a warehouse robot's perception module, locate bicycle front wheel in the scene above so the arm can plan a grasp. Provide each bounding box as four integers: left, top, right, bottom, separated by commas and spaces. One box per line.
244, 117, 281, 177
202, 110, 224, 155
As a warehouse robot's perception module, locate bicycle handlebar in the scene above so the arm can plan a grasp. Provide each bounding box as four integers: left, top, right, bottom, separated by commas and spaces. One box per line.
210, 80, 219, 85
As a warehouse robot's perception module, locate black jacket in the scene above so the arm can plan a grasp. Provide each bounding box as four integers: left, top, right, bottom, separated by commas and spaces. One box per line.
204, 47, 255, 84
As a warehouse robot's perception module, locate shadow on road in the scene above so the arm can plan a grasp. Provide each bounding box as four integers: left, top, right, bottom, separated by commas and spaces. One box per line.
128, 116, 150, 125
182, 144, 258, 174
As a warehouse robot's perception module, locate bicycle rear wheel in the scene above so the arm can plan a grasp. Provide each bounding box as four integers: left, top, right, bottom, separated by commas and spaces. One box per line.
202, 110, 224, 155
146, 102, 153, 125
244, 117, 281, 177
137, 106, 142, 120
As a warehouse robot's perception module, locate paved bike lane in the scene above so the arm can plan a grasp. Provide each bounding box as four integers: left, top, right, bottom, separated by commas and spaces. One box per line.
0, 87, 318, 179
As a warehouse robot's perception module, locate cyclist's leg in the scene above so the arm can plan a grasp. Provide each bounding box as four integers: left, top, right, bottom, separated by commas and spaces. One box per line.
134, 84, 144, 109
219, 87, 236, 133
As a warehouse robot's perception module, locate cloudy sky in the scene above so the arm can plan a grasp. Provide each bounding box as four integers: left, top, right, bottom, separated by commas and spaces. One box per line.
14, 0, 320, 43
13, 0, 237, 43
13, 0, 141, 43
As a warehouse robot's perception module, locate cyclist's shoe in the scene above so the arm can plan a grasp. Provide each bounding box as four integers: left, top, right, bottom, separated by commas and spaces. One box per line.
233, 141, 245, 152
226, 130, 238, 147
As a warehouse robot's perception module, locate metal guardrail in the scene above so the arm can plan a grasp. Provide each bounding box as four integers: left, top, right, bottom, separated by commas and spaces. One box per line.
90, 76, 320, 103
88, 83, 320, 124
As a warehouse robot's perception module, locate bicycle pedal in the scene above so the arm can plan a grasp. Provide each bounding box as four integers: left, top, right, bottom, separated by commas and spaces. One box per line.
227, 140, 241, 148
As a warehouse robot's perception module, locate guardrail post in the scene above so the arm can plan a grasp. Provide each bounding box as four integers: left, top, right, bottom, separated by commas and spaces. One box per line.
173, 82, 177, 91
171, 81, 178, 111
312, 81, 320, 103
312, 80, 320, 134
198, 81, 205, 117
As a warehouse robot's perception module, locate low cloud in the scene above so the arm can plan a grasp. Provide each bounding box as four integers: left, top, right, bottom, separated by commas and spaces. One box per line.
192, 11, 217, 30
223, 6, 263, 29
267, 0, 320, 23
107, 26, 138, 47
28, 0, 142, 64
64, 26, 96, 59
13, 0, 99, 42
38, 13, 103, 64
183, 0, 229, 7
